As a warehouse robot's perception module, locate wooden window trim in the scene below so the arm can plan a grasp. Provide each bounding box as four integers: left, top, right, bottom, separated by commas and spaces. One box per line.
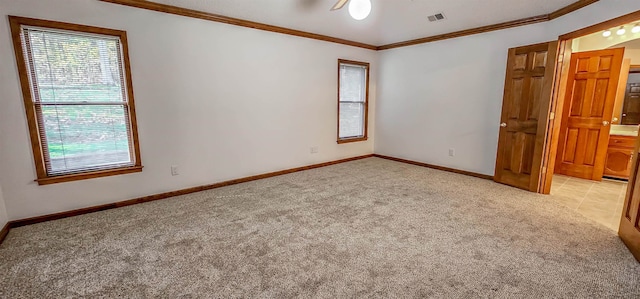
337, 136, 369, 144
337, 59, 369, 144
8, 16, 143, 185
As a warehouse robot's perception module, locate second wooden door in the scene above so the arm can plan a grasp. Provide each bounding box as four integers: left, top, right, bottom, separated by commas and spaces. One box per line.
494, 42, 558, 191
555, 48, 625, 181
619, 131, 640, 262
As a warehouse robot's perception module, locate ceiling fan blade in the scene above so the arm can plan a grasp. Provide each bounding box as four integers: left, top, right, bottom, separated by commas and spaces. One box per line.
330, 0, 349, 11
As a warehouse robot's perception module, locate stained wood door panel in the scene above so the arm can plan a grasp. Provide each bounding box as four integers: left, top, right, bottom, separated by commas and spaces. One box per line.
562, 128, 579, 162
502, 131, 535, 175
561, 128, 601, 165
619, 132, 640, 262
494, 41, 558, 191
566, 117, 610, 128
555, 48, 625, 181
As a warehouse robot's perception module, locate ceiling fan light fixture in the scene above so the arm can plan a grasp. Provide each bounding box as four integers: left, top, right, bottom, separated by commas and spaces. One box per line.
348, 0, 371, 20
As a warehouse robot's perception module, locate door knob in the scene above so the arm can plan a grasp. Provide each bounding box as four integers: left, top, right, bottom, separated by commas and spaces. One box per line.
603, 120, 610, 126
500, 123, 507, 128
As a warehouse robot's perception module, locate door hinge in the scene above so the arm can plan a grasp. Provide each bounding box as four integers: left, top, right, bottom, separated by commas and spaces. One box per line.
542, 166, 548, 173
549, 112, 555, 120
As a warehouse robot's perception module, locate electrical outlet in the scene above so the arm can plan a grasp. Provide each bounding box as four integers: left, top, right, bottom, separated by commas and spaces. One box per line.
448, 148, 455, 157
171, 165, 179, 176
310, 146, 319, 154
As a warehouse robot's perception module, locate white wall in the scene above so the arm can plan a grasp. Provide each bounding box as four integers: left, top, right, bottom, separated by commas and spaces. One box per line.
0, 0, 377, 220
624, 49, 640, 64
375, 0, 640, 176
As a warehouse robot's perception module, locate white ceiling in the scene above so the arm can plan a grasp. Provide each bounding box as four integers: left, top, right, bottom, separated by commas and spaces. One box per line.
149, 0, 578, 45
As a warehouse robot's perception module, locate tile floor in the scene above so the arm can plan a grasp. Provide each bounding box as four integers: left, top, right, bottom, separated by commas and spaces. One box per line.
551, 175, 627, 231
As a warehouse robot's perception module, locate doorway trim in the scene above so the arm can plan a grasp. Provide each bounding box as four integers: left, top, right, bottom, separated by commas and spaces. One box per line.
540, 10, 640, 194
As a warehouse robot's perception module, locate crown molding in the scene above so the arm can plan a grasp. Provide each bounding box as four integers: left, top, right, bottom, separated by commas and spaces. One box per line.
377, 0, 599, 50
99, 0, 598, 51
560, 8, 640, 40
376, 14, 549, 50
549, 0, 599, 20
99, 0, 378, 50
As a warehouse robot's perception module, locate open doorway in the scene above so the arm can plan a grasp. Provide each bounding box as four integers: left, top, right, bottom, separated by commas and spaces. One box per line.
547, 20, 640, 231
494, 10, 640, 261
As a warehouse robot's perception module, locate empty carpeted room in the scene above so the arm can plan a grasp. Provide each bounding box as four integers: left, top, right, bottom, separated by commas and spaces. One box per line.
1, 0, 640, 297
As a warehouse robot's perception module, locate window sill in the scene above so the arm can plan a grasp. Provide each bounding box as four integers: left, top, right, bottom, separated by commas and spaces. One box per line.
36, 166, 143, 185
337, 137, 368, 144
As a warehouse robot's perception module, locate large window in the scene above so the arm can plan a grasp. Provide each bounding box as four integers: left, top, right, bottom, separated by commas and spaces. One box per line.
9, 16, 142, 185
338, 59, 369, 143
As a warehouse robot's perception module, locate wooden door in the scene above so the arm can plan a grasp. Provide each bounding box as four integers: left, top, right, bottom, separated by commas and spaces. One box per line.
622, 83, 640, 125
555, 48, 625, 181
494, 42, 558, 191
619, 131, 640, 262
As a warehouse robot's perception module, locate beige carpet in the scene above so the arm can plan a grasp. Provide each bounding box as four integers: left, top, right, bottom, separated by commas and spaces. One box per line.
0, 157, 639, 297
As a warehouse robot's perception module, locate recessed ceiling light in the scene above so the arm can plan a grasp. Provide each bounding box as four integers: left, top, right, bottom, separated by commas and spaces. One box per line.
617, 26, 626, 36
633, 24, 640, 34
603, 30, 612, 37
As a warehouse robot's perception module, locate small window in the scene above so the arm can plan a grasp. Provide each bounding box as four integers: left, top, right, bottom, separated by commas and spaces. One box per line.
9, 16, 142, 185
338, 59, 369, 143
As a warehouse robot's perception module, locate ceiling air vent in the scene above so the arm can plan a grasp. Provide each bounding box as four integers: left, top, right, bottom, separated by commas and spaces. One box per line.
428, 13, 446, 22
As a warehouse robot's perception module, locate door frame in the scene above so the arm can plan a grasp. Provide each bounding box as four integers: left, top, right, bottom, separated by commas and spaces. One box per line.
539, 10, 640, 194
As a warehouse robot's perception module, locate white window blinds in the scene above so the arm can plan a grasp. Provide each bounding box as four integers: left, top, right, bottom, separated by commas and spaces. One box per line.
19, 26, 136, 176
339, 63, 368, 139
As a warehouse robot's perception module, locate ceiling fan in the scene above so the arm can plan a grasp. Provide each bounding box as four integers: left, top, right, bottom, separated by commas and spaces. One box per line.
331, 0, 372, 20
